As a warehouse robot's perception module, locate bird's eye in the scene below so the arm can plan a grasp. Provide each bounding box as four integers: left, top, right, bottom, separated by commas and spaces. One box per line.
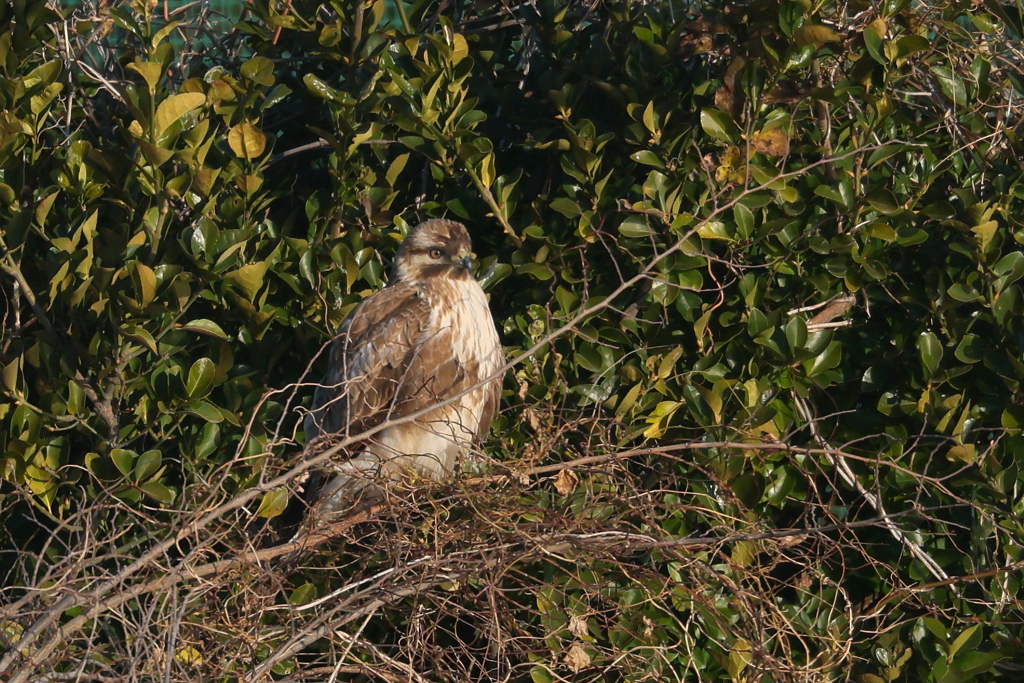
428, 248, 443, 259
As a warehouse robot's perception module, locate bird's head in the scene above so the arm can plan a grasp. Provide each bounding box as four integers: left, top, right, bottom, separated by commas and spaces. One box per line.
393, 219, 475, 283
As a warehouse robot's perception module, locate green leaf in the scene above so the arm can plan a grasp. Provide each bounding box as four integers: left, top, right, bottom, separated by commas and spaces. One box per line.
288, 582, 316, 605
994, 284, 1020, 326
181, 319, 229, 340
123, 325, 158, 354
863, 222, 896, 242
551, 198, 581, 218
948, 624, 982, 659
110, 449, 136, 478
618, 215, 653, 237
138, 139, 175, 167
134, 450, 163, 482
154, 93, 206, 137
733, 204, 754, 239
700, 108, 737, 143
954, 334, 986, 363
530, 666, 552, 683
863, 24, 886, 64
955, 650, 1003, 677
241, 56, 275, 86
923, 617, 948, 642
806, 341, 841, 376
930, 65, 967, 107
865, 189, 900, 215
185, 401, 225, 423
479, 263, 512, 291
917, 331, 942, 378
151, 20, 181, 48
697, 220, 733, 241
642, 100, 657, 134
516, 263, 554, 281
25, 59, 62, 88
993, 251, 1024, 292
195, 423, 221, 459
0, 183, 16, 206
256, 488, 290, 519
747, 308, 771, 338
2, 357, 19, 392
896, 34, 930, 60
785, 316, 807, 353
139, 481, 175, 504
867, 144, 905, 168
947, 282, 982, 302
630, 150, 664, 168
451, 33, 470, 64
227, 262, 267, 300
186, 358, 216, 399
303, 73, 353, 104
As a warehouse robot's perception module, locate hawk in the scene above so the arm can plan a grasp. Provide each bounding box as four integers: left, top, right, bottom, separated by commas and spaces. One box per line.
302, 219, 503, 521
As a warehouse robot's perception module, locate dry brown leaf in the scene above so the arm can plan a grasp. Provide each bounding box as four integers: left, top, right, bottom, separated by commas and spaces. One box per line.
554, 469, 578, 495
564, 643, 591, 673
568, 614, 589, 638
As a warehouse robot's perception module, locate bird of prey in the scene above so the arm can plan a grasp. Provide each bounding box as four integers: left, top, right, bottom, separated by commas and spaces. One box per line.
301, 219, 503, 521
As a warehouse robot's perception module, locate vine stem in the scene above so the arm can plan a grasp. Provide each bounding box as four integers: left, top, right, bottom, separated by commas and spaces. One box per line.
463, 162, 523, 248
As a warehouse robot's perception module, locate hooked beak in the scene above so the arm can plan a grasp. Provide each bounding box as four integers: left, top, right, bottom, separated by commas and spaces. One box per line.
457, 254, 473, 272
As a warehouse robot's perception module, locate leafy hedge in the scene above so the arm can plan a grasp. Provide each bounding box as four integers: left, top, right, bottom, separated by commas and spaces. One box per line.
2, 0, 1024, 680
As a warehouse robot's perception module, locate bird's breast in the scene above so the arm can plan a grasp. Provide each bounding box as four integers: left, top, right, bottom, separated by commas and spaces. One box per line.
429, 278, 502, 372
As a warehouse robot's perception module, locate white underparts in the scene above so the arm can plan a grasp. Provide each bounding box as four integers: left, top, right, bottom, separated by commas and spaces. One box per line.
314, 276, 502, 519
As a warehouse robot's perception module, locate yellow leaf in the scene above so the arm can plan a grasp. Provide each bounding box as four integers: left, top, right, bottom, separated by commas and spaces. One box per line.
2, 356, 19, 391
731, 541, 756, 568
227, 122, 267, 160
971, 220, 998, 251
72, 210, 98, 251
793, 25, 841, 47
946, 444, 976, 464
133, 263, 156, 307
451, 33, 469, 63
478, 152, 495, 187
34, 191, 58, 229
867, 17, 887, 39
175, 646, 204, 666
127, 61, 162, 94
750, 127, 790, 157
726, 638, 753, 679
154, 92, 205, 137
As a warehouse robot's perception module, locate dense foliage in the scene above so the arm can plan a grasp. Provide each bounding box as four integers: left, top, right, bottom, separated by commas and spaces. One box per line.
2, 0, 1024, 680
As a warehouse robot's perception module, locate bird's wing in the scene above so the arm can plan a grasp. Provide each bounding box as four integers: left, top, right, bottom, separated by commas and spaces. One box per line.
473, 356, 502, 440
305, 279, 502, 448
304, 280, 436, 442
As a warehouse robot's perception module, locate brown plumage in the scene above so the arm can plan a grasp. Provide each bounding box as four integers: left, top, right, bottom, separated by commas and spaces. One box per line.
302, 219, 503, 520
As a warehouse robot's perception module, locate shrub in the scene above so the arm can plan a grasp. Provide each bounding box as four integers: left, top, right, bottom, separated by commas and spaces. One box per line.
2, 0, 1023, 680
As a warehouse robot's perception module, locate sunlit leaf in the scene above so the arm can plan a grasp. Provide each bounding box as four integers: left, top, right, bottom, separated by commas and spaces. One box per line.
154, 92, 205, 137
227, 122, 267, 159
